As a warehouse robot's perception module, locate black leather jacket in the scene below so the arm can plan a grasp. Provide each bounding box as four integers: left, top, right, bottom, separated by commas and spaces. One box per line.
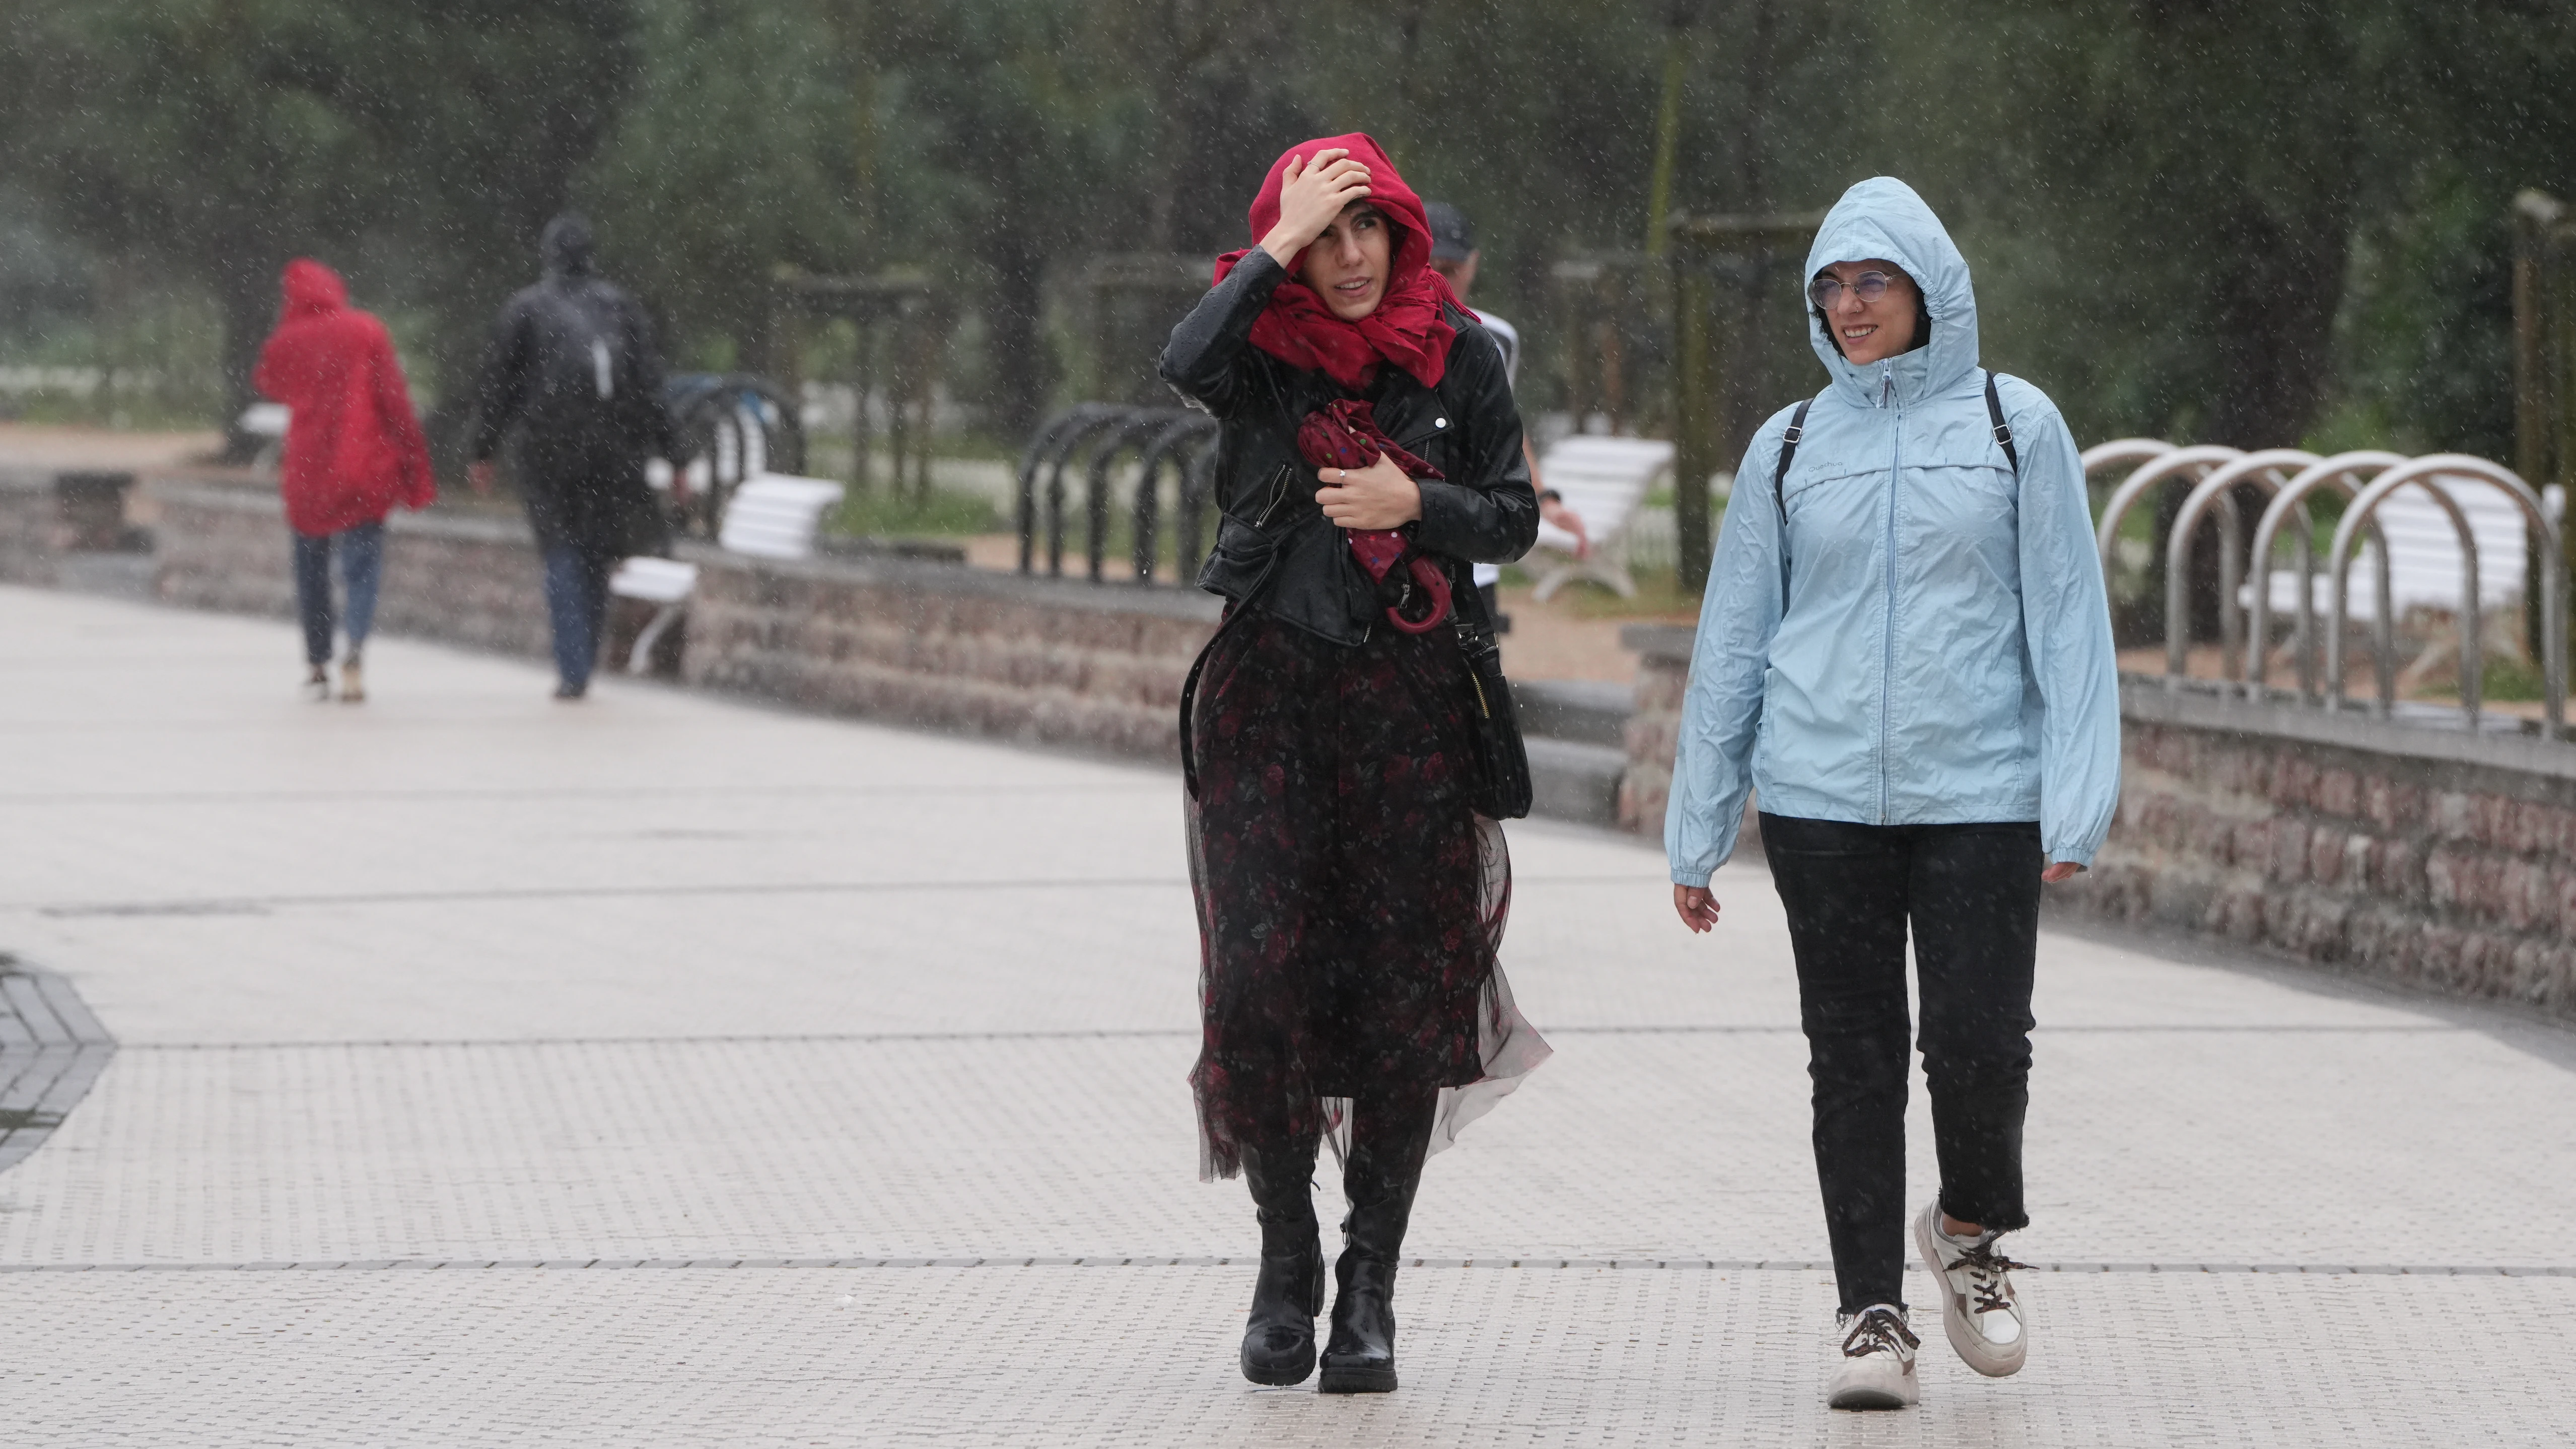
1158, 248, 1539, 645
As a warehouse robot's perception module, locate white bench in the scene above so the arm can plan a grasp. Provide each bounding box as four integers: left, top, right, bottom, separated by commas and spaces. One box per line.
238, 403, 290, 473
1525, 435, 1675, 601
2253, 473, 2531, 623
607, 471, 846, 674
2248, 472, 2539, 686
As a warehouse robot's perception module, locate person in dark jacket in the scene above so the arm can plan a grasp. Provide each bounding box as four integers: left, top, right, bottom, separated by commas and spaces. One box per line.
467, 214, 676, 700
1160, 133, 1549, 1397
253, 258, 437, 703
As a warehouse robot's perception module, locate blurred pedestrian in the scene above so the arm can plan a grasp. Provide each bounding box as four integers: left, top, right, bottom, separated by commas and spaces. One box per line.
1161, 134, 1550, 1396
1422, 200, 1584, 629
1664, 178, 2120, 1412
252, 258, 438, 703
466, 214, 675, 700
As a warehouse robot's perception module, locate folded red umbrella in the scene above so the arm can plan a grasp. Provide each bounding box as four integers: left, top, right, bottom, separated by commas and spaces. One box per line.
1295, 400, 1452, 634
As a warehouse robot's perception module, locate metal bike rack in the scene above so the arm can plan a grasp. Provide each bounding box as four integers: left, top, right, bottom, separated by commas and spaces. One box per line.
1081, 409, 1184, 582
1127, 411, 1219, 583
2243, 452, 2406, 707
2164, 449, 2317, 688
1012, 405, 1122, 577
1014, 403, 1220, 584
2083, 433, 2565, 735
2324, 455, 2566, 735
2093, 445, 2245, 675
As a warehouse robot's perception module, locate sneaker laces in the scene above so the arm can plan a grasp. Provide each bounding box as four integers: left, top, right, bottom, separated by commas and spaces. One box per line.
1840, 1305, 1919, 1359
1942, 1237, 2031, 1315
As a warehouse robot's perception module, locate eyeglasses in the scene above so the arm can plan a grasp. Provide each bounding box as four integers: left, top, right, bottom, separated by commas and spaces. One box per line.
1807, 270, 1900, 309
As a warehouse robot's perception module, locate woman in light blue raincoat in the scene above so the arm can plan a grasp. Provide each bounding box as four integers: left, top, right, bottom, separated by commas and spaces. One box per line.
1664, 178, 2120, 1411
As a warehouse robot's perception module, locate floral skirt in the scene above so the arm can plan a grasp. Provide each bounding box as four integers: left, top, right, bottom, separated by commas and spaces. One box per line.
1185, 609, 1550, 1181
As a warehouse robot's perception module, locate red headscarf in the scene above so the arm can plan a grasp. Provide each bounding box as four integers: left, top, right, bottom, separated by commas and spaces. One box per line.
1212, 132, 1473, 391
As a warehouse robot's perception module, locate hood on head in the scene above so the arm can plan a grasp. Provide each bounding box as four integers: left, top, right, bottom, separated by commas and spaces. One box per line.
541, 213, 595, 278
1802, 177, 1979, 401
279, 258, 347, 317
1245, 133, 1432, 287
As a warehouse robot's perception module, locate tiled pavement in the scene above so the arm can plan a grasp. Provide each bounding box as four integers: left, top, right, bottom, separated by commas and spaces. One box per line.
2, 583, 2572, 1446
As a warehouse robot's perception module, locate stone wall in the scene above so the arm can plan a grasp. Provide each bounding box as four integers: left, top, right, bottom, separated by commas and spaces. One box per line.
681, 552, 1216, 758
151, 479, 554, 659
0, 468, 61, 585
1618, 623, 1692, 836
1616, 624, 2576, 1019
2064, 686, 2576, 1017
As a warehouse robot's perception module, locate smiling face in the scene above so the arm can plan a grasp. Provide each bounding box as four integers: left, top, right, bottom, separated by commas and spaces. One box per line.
1815, 258, 1920, 365
1301, 201, 1394, 320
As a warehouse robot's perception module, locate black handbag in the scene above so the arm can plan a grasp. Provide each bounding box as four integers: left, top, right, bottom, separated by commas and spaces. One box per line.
1448, 568, 1532, 819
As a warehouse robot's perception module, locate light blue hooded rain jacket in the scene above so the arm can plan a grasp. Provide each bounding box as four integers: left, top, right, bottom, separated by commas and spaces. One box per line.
1665, 177, 2121, 886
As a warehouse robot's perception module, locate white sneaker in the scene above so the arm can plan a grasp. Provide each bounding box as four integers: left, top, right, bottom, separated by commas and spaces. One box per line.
1914, 1200, 2029, 1377
1827, 1303, 1919, 1410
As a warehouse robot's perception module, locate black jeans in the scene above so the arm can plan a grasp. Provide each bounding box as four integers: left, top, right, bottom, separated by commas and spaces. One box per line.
1759, 813, 2041, 1314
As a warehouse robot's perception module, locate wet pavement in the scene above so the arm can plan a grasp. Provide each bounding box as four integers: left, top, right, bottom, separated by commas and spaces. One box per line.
1, 583, 2571, 1446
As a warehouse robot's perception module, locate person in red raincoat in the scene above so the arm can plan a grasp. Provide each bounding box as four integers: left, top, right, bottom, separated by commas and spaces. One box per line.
252, 258, 437, 703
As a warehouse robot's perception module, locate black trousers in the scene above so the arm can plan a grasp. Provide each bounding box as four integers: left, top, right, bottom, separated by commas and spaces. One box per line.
1759, 813, 2041, 1313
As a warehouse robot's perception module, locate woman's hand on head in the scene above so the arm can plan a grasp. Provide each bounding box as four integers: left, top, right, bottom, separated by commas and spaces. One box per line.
1260, 149, 1372, 269
1315, 455, 1420, 531
1673, 884, 1721, 933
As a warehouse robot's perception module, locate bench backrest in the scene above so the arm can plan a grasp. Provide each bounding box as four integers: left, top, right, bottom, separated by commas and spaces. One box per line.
2371, 475, 2528, 611
718, 473, 847, 560
1534, 435, 1674, 536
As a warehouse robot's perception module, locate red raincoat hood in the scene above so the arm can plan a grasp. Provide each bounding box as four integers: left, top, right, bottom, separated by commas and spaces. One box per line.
1213, 132, 1470, 391
280, 258, 348, 320
253, 262, 435, 536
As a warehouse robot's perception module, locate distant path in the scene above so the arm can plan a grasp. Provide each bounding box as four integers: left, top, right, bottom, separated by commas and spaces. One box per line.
0, 422, 220, 473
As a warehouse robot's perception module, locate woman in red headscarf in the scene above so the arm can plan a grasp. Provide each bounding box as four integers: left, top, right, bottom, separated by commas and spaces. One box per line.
1160, 134, 1548, 1396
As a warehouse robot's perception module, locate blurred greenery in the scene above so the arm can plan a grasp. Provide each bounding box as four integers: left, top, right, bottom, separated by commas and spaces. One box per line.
828, 483, 1001, 537
0, 0, 2568, 472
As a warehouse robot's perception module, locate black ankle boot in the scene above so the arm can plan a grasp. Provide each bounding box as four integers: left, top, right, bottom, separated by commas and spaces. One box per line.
1317, 1236, 1401, 1393
1238, 1138, 1324, 1386
1318, 1092, 1433, 1395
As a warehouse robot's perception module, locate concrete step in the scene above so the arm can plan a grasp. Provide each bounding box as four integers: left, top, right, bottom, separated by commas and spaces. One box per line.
1524, 735, 1626, 827
1515, 678, 1633, 748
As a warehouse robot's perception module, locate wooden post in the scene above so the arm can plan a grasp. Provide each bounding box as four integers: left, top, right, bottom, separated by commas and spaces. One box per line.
2513, 192, 2557, 490
2516, 194, 2557, 662
1672, 238, 1718, 592
1665, 211, 1824, 594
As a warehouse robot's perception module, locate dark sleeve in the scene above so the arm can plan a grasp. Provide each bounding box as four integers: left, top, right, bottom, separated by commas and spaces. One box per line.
467, 296, 532, 463
1157, 249, 1288, 420
1413, 328, 1539, 565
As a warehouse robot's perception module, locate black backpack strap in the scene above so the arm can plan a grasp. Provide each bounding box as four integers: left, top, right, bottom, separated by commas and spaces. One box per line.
1771, 395, 1816, 593
1984, 368, 2019, 475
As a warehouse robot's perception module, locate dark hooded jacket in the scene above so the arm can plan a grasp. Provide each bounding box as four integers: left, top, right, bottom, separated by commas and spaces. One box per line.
469, 215, 677, 550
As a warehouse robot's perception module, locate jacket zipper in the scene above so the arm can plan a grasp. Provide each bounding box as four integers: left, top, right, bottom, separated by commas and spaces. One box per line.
1878, 368, 1898, 826
1252, 463, 1292, 527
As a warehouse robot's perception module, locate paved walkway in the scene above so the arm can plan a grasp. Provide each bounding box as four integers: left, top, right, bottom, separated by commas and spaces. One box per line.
1, 583, 2571, 1446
